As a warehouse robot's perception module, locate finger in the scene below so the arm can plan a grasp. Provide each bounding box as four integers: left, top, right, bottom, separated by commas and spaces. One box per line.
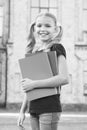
20, 79, 26, 83
19, 122, 23, 126
22, 85, 26, 90
19, 81, 24, 87
17, 117, 23, 126
22, 88, 27, 92
22, 87, 29, 92
17, 119, 21, 126
21, 78, 29, 82
19, 120, 23, 127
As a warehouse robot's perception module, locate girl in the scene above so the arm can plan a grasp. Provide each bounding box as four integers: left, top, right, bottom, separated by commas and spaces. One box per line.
18, 12, 69, 130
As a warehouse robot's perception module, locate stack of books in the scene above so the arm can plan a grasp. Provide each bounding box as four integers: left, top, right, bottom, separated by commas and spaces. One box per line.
19, 51, 58, 101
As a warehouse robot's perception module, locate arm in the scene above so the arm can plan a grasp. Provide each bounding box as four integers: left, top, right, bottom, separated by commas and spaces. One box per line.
20, 94, 28, 114
17, 94, 28, 126
34, 55, 69, 88
22, 55, 69, 92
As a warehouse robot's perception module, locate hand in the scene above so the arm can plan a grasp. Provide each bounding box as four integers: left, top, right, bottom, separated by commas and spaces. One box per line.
17, 113, 25, 127
20, 78, 35, 92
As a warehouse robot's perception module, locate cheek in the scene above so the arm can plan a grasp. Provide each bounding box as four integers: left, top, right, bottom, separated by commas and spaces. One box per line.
34, 26, 38, 32
54, 27, 58, 32
33, 30, 39, 38
50, 29, 56, 34
35, 28, 40, 34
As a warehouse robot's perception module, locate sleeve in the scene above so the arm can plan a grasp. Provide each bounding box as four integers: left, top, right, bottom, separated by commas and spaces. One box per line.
50, 43, 66, 58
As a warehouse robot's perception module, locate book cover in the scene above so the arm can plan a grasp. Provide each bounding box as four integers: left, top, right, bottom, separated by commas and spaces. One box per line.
19, 52, 53, 80
19, 51, 57, 101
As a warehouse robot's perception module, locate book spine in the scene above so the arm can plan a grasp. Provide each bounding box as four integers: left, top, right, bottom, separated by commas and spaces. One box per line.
47, 51, 58, 76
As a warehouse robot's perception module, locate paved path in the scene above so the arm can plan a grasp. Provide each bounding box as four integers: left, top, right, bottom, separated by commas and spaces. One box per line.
0, 113, 87, 130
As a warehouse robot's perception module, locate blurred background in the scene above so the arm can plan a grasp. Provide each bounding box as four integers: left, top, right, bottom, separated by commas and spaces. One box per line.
0, 0, 87, 112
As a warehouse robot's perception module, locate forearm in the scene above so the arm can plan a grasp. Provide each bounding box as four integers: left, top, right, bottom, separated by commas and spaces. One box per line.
25, 55, 69, 91
20, 94, 28, 113
35, 74, 69, 89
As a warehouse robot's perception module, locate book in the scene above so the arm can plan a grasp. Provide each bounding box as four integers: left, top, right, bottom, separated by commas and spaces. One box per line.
27, 87, 57, 101
19, 51, 58, 101
47, 51, 58, 76
25, 51, 58, 76
19, 52, 53, 80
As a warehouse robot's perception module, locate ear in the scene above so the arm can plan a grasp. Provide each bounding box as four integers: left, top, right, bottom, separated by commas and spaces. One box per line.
57, 26, 62, 33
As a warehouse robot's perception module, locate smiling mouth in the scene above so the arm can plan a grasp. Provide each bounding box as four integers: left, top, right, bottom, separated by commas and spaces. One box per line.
39, 32, 49, 37
39, 31, 49, 34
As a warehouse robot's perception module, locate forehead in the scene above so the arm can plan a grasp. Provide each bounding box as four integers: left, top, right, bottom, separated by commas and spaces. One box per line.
35, 16, 55, 25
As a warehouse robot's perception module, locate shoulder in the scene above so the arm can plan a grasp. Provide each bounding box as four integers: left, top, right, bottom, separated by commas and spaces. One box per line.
50, 43, 66, 58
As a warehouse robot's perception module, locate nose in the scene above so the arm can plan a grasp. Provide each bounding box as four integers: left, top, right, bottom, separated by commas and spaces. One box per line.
40, 25, 46, 31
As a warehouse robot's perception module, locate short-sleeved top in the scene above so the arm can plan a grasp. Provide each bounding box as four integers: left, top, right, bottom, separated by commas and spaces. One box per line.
29, 44, 66, 114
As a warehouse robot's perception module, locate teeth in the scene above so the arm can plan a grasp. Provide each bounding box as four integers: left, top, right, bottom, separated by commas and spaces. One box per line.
39, 32, 48, 35
40, 34, 47, 36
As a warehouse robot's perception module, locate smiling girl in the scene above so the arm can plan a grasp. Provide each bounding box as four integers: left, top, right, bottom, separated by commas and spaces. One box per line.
18, 12, 69, 130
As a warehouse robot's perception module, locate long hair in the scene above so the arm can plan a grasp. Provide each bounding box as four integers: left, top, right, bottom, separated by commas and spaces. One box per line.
26, 12, 63, 54
26, 22, 35, 54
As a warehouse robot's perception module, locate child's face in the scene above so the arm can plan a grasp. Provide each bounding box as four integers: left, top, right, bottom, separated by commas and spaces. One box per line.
34, 16, 57, 42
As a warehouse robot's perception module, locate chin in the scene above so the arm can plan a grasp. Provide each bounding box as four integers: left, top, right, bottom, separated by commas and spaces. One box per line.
40, 38, 49, 42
